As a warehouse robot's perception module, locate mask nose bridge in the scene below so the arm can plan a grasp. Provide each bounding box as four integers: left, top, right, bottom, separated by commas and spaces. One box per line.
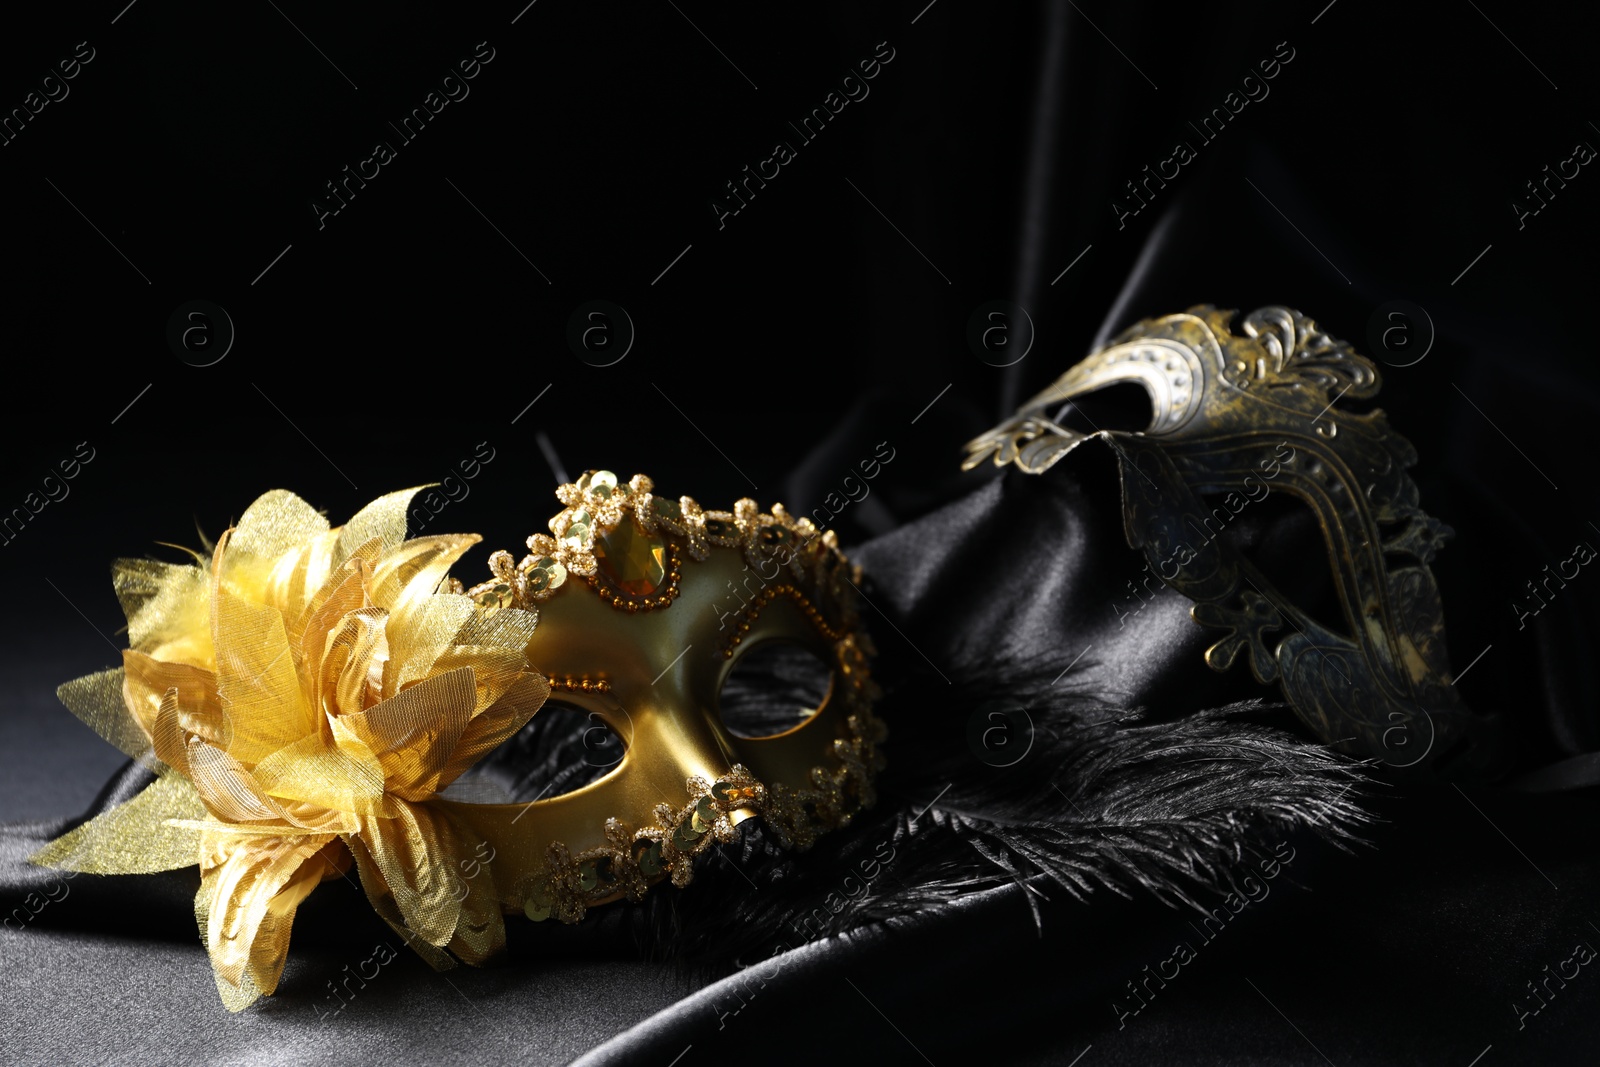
605, 671, 742, 799
578, 542, 769, 794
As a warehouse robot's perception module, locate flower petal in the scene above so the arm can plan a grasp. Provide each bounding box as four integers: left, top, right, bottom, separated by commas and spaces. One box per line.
56, 668, 157, 769
371, 533, 480, 617
212, 585, 315, 767
342, 832, 457, 972
429, 646, 538, 718
441, 836, 504, 966
113, 557, 212, 667
160, 687, 353, 832
320, 606, 389, 718
222, 493, 337, 624
183, 740, 300, 824
294, 563, 368, 708
333, 488, 423, 573
29, 774, 208, 873
436, 672, 550, 791
261, 528, 343, 620
380, 595, 475, 699
336, 667, 477, 801
123, 651, 223, 751
195, 831, 339, 1010
227, 490, 330, 569
437, 605, 543, 712
250, 728, 394, 818
351, 800, 474, 949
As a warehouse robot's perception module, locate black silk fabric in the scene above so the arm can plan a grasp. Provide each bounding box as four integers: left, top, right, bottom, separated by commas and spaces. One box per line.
6, 4, 1600, 1065
6, 439, 1599, 1067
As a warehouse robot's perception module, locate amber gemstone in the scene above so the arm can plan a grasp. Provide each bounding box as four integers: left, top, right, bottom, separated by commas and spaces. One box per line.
593, 516, 666, 596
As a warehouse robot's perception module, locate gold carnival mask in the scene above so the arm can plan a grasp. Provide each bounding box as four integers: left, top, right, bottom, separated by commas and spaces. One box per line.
449, 470, 884, 924
31, 473, 883, 1011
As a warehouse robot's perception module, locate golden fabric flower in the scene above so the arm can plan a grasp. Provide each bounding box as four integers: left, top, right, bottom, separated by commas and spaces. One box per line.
32, 488, 549, 1011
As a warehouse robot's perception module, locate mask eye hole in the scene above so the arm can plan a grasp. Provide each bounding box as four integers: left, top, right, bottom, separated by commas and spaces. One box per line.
1192, 488, 1350, 641
1054, 380, 1155, 434
718, 641, 833, 740
441, 699, 625, 803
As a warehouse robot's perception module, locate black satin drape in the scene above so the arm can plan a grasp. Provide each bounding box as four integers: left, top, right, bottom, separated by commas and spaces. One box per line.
4, 2, 1599, 1064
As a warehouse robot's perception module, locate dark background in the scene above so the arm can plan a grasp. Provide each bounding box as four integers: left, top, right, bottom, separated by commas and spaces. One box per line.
2, 1, 1598, 1064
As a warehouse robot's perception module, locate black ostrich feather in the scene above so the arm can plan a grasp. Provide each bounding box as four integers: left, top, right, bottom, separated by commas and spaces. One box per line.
642, 699, 1370, 967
